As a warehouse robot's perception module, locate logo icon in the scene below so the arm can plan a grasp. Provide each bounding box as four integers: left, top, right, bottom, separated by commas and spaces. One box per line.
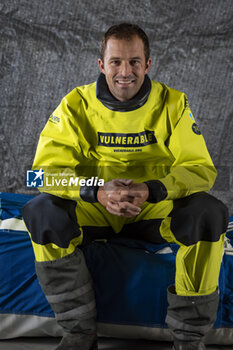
192, 123, 201, 135
26, 169, 44, 187
49, 114, 60, 124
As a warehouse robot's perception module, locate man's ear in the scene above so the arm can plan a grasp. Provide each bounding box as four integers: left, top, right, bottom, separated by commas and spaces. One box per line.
98, 58, 105, 74
145, 58, 152, 74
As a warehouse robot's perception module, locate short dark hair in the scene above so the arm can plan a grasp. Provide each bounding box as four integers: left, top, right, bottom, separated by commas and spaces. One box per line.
100, 23, 150, 63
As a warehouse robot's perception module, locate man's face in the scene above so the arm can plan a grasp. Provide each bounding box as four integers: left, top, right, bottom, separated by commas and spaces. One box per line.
98, 35, 152, 102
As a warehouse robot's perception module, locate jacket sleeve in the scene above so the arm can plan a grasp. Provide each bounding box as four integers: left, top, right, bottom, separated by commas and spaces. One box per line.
32, 89, 98, 202
147, 93, 217, 202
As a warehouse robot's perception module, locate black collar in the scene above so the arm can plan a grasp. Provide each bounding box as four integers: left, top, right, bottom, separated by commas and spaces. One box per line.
96, 73, 151, 112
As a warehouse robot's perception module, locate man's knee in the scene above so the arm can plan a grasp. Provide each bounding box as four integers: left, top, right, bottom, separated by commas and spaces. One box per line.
22, 193, 81, 247
170, 192, 229, 246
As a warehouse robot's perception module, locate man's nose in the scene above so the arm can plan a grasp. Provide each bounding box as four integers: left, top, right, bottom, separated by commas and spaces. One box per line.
119, 61, 132, 77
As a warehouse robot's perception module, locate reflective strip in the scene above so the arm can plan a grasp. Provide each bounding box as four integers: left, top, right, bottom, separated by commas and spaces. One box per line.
0, 218, 27, 232
224, 236, 233, 254
0, 313, 63, 339
227, 221, 233, 231
156, 246, 173, 254
46, 281, 93, 304
165, 315, 212, 336
97, 322, 233, 344
56, 300, 96, 321
1, 314, 233, 344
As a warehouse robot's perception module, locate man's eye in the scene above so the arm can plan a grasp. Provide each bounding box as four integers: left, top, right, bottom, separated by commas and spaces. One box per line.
130, 60, 139, 66
111, 60, 120, 65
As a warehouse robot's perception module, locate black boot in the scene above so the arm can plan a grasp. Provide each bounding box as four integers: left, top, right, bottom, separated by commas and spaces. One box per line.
166, 285, 219, 350
35, 249, 97, 350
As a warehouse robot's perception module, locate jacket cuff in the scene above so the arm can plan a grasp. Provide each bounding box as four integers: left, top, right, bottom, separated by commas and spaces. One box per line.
144, 180, 168, 203
80, 184, 99, 202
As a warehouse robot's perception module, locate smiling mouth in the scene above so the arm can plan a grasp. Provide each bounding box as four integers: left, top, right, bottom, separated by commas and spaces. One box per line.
115, 79, 136, 86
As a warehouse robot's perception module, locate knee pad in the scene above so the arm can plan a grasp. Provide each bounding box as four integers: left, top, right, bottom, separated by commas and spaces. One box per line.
22, 193, 81, 247
170, 192, 229, 245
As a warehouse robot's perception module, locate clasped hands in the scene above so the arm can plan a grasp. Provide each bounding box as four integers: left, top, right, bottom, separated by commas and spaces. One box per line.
97, 179, 149, 217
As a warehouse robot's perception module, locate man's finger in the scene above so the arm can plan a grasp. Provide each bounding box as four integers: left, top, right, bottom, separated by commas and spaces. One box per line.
114, 179, 134, 187
106, 201, 141, 217
109, 200, 141, 214
106, 206, 136, 217
118, 201, 141, 213
108, 192, 134, 203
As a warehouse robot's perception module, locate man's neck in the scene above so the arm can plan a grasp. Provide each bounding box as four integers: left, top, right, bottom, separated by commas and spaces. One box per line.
96, 73, 151, 112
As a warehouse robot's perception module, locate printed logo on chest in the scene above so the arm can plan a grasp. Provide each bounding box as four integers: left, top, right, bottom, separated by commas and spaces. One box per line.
97, 130, 157, 148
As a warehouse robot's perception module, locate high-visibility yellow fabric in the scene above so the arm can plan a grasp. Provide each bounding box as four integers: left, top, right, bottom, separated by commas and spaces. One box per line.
159, 218, 225, 296
175, 234, 225, 296
32, 80, 217, 200
30, 235, 83, 262
28, 199, 173, 262
29, 201, 225, 296
75, 199, 174, 234
30, 79, 222, 296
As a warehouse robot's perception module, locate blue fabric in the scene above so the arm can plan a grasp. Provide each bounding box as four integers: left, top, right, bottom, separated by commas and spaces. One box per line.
0, 229, 53, 317
0, 192, 34, 220
0, 193, 53, 317
0, 192, 233, 330
83, 240, 176, 326
218, 255, 233, 327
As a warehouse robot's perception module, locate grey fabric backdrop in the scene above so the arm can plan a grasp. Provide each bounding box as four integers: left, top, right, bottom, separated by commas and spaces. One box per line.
0, 0, 232, 214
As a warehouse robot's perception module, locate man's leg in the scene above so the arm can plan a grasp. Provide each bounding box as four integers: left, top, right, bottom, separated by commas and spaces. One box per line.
22, 193, 97, 350
160, 192, 229, 349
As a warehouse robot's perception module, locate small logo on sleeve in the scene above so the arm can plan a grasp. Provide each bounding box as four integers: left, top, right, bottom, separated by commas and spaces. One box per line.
192, 123, 201, 135
26, 169, 44, 187
49, 114, 60, 124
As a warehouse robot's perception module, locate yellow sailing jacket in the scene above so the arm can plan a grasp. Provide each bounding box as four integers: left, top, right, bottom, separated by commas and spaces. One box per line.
33, 80, 217, 201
